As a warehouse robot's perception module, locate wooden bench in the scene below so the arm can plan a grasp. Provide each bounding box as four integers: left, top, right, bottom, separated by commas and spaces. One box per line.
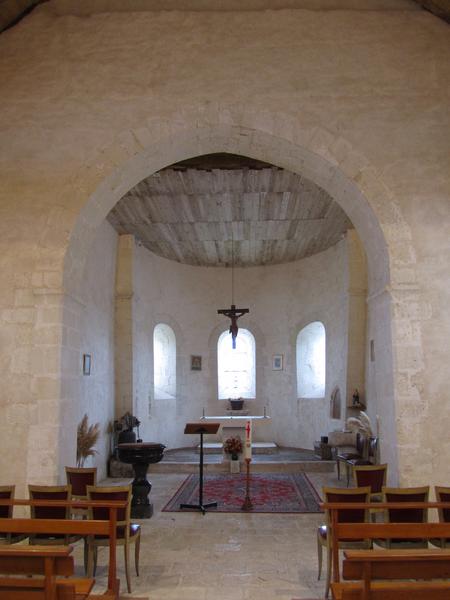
333, 548, 450, 599
321, 500, 450, 600
0, 497, 128, 600
0, 544, 93, 599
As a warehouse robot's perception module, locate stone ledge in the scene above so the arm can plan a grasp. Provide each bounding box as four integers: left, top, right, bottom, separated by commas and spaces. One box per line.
200, 442, 278, 455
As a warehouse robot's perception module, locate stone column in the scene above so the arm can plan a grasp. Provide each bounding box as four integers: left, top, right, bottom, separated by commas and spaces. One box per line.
345, 231, 368, 417
114, 235, 135, 418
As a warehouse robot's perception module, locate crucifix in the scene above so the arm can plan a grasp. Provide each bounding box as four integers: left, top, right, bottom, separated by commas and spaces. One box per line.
217, 304, 249, 348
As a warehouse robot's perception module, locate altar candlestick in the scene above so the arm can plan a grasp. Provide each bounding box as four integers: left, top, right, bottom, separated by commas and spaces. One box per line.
244, 420, 252, 459
241, 457, 253, 511
202, 407, 205, 418
264, 406, 267, 418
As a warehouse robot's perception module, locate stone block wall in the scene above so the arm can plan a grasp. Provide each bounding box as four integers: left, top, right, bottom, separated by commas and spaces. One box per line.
0, 2, 448, 486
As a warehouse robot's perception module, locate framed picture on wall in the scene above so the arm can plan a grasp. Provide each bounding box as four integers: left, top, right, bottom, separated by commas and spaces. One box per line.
83, 353, 91, 376
272, 354, 283, 371
191, 355, 202, 371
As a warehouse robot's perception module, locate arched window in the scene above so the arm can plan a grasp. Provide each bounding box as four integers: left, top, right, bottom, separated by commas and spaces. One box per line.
218, 328, 255, 399
153, 323, 176, 400
296, 321, 326, 398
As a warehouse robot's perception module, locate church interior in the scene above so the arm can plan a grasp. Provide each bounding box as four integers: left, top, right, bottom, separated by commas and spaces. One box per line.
0, 0, 449, 598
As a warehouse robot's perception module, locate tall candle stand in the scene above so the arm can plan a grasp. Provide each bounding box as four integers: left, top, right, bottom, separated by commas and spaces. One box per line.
241, 457, 253, 511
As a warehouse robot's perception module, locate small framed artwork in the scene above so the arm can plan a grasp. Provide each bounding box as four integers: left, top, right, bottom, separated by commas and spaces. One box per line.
191, 355, 202, 371
82, 353, 91, 376
272, 354, 283, 371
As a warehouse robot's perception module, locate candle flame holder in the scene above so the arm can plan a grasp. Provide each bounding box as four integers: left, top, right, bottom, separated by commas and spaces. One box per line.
241, 457, 253, 511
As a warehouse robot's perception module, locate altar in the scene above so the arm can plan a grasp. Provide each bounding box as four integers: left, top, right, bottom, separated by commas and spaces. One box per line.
200, 414, 271, 442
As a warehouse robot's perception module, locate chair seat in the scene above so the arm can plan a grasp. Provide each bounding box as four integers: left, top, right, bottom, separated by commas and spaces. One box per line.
93, 522, 140, 541
370, 493, 383, 503
0, 533, 28, 544
32, 533, 81, 544
348, 458, 372, 467
430, 538, 450, 547
375, 538, 428, 548
337, 452, 361, 461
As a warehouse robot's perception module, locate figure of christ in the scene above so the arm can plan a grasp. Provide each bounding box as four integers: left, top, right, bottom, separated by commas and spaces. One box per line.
217, 304, 249, 348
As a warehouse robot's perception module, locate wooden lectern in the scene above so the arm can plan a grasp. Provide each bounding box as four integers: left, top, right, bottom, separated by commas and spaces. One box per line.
180, 422, 220, 514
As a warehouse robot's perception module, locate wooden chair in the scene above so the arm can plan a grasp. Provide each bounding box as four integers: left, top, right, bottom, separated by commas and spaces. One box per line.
376, 486, 430, 549
28, 485, 81, 546
344, 437, 379, 487
318, 486, 371, 599
353, 464, 387, 502
0, 486, 27, 545
430, 486, 450, 549
86, 485, 140, 594
65, 467, 97, 518
336, 434, 366, 482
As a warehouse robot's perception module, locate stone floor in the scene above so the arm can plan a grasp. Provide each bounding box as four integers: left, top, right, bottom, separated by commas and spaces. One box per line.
74, 468, 346, 599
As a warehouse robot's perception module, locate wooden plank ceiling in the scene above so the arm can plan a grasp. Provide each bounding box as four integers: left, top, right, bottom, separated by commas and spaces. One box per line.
107, 154, 353, 267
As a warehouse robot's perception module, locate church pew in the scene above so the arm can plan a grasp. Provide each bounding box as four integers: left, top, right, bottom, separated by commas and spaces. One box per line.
332, 548, 450, 599
0, 544, 92, 599
322, 499, 450, 584
0, 497, 128, 599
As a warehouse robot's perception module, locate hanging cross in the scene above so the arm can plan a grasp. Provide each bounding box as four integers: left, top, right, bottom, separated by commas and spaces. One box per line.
217, 304, 249, 348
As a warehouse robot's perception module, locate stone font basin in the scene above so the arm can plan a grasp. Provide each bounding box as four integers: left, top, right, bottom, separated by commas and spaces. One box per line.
118, 442, 166, 518
118, 442, 166, 464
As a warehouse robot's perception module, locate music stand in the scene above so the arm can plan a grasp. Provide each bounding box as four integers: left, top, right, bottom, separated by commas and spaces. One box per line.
180, 422, 220, 514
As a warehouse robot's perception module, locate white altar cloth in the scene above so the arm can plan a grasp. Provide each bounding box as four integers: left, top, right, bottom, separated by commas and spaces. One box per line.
201, 415, 270, 426
201, 415, 271, 441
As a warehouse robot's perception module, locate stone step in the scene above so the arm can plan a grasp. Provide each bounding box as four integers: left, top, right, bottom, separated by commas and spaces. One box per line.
200, 442, 278, 455
150, 460, 335, 474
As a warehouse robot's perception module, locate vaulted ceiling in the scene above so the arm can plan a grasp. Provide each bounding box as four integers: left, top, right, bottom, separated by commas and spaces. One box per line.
107, 154, 353, 268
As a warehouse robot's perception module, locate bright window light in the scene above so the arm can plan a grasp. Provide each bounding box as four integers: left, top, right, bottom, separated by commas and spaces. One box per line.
218, 328, 255, 399
154, 323, 176, 400
297, 321, 326, 398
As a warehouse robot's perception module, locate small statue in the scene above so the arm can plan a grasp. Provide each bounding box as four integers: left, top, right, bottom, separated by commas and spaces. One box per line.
352, 389, 360, 406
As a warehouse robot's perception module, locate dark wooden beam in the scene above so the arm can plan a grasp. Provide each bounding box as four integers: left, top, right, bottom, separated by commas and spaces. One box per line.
414, 0, 450, 23
0, 0, 48, 33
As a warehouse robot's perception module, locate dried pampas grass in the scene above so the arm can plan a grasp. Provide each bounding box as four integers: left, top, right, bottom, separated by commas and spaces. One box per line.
345, 411, 374, 437
77, 414, 100, 467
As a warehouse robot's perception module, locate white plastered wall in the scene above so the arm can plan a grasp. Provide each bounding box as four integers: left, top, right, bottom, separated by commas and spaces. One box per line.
0, 3, 448, 487
129, 237, 350, 450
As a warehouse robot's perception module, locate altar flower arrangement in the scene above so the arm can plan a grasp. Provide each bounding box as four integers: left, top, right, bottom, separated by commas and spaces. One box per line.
224, 436, 243, 460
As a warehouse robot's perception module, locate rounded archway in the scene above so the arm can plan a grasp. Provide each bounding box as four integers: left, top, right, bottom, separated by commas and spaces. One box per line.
57, 113, 421, 485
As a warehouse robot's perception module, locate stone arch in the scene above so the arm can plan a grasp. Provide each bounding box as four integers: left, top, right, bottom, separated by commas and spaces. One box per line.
65, 120, 395, 299
57, 109, 422, 485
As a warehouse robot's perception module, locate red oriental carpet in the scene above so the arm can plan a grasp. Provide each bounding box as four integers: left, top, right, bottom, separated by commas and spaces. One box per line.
162, 473, 322, 513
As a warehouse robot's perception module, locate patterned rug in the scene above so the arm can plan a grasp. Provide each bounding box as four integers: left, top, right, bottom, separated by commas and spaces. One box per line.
162, 473, 322, 513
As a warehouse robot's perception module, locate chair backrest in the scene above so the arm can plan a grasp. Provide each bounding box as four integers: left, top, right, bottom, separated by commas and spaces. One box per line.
65, 467, 97, 498
367, 437, 379, 461
0, 485, 14, 519
353, 464, 387, 494
435, 486, 450, 524
323, 486, 371, 524
28, 485, 72, 520
355, 433, 366, 456
86, 485, 131, 529
382, 486, 430, 523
